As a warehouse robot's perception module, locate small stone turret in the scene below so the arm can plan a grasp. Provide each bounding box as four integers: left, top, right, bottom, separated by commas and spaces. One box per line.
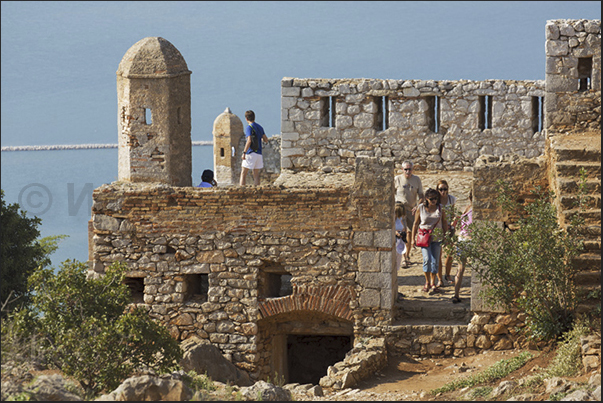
213, 107, 244, 186
116, 37, 192, 186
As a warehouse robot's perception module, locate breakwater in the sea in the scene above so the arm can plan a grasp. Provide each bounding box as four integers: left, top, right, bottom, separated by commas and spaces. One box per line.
1, 141, 212, 152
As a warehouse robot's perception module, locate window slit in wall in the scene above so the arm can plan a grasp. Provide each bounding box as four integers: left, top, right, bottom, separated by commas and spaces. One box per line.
531, 96, 544, 133
220, 148, 225, 157
329, 96, 335, 127
426, 96, 440, 133
479, 96, 492, 130
144, 108, 152, 125
578, 57, 592, 92
320, 97, 334, 128
376, 96, 388, 131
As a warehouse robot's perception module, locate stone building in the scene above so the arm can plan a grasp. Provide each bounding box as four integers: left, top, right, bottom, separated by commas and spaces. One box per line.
89, 20, 600, 386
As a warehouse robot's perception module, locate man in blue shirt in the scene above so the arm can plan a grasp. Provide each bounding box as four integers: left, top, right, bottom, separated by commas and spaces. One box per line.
239, 110, 268, 186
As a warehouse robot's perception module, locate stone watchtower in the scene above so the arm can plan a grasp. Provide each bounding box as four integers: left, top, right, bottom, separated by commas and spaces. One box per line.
116, 37, 192, 186
213, 107, 244, 186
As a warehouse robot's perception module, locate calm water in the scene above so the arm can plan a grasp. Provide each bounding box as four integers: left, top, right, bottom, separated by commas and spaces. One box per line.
1, 145, 214, 266
1, 1, 600, 268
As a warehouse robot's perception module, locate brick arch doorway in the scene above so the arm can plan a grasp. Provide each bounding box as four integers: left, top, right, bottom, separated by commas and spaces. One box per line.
258, 310, 354, 385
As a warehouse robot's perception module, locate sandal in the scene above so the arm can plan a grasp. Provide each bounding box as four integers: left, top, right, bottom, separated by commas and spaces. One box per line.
422, 286, 430, 292
451, 296, 462, 303
430, 286, 440, 294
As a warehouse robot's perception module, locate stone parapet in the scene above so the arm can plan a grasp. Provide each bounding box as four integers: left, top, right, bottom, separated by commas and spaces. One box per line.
281, 77, 545, 172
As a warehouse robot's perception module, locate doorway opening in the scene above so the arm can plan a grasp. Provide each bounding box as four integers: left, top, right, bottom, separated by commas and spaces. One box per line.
287, 335, 351, 385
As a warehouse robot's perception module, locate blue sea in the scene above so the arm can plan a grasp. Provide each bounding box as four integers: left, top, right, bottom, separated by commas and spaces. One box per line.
1, 145, 215, 266
1, 1, 600, 268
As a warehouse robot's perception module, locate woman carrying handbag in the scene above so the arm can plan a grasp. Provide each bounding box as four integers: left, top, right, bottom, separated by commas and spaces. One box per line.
409, 188, 448, 295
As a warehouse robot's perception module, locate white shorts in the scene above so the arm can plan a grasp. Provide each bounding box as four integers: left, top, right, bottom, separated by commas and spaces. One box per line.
242, 152, 264, 170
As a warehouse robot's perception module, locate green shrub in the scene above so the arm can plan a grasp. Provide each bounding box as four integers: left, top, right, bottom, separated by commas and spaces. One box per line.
431, 351, 533, 394
0, 189, 67, 314
7, 260, 182, 396
464, 180, 584, 341
546, 322, 590, 378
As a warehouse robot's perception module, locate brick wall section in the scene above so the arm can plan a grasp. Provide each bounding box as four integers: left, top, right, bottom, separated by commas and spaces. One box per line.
258, 285, 354, 321
89, 157, 396, 379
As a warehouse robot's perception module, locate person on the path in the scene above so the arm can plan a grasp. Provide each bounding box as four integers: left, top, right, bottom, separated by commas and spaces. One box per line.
452, 190, 473, 303
239, 110, 268, 186
409, 188, 447, 295
436, 179, 457, 287
394, 160, 424, 235
395, 203, 409, 270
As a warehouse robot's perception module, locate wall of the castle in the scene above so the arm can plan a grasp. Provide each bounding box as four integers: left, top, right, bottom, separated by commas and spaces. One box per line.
89, 157, 396, 379
544, 19, 601, 137
279, 78, 546, 173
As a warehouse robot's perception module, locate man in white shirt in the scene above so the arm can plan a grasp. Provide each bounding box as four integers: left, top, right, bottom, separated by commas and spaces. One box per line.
394, 161, 424, 232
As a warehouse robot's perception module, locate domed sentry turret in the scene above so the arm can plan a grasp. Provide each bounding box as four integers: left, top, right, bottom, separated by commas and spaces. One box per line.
116, 37, 192, 186
213, 107, 244, 186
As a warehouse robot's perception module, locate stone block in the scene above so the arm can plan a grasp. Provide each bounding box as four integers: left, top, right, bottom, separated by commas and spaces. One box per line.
359, 289, 380, 308
358, 251, 380, 272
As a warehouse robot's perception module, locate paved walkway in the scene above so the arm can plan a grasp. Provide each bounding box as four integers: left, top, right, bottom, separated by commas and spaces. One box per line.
393, 170, 474, 325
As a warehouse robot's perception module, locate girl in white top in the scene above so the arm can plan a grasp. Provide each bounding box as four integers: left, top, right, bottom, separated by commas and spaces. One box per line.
410, 188, 448, 294
394, 203, 408, 270
452, 190, 473, 304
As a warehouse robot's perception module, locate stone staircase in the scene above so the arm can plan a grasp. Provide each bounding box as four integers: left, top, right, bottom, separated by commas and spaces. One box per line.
548, 133, 601, 314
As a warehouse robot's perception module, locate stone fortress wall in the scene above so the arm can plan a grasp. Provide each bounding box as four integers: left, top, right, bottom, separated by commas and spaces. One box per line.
88, 19, 600, 385
280, 78, 545, 172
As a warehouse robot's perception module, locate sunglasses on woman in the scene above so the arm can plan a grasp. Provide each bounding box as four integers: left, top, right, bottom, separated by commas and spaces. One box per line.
438, 188, 448, 191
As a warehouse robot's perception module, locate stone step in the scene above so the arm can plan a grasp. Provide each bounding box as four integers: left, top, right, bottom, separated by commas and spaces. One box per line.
571, 224, 601, 239
572, 253, 601, 272
395, 298, 472, 323
576, 298, 601, 315
556, 177, 601, 195
561, 208, 601, 226
575, 270, 601, 286
583, 239, 602, 253
555, 161, 601, 180
559, 194, 600, 210
552, 146, 601, 163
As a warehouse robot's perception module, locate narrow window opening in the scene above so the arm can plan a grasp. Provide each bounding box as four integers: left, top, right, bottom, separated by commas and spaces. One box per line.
435, 96, 440, 133
220, 147, 225, 157
144, 108, 152, 125
578, 57, 592, 92
531, 96, 544, 133
329, 96, 335, 128
379, 96, 388, 131
320, 97, 330, 128
183, 274, 209, 302
479, 96, 492, 130
123, 277, 144, 304
426, 96, 440, 133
